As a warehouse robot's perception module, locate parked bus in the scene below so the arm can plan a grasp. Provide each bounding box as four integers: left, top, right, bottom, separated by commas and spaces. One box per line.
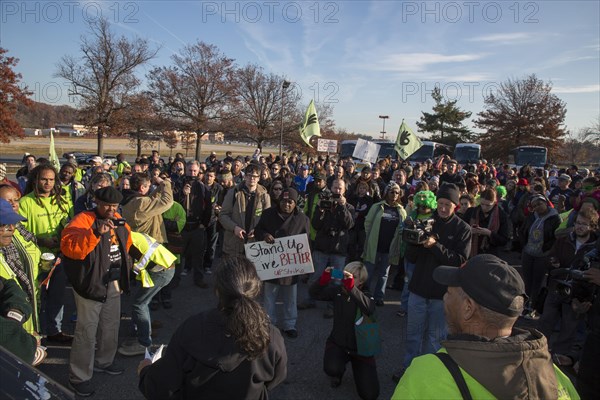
339, 140, 396, 162
454, 143, 481, 164
406, 141, 453, 163
509, 145, 547, 168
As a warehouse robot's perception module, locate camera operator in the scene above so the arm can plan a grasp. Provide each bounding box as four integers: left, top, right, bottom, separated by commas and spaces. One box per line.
298, 178, 354, 319
537, 207, 598, 370
304, 172, 331, 244
174, 161, 212, 288
394, 183, 471, 382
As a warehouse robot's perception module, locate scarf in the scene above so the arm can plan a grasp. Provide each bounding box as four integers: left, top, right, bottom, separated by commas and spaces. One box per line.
470, 205, 500, 257
0, 224, 36, 303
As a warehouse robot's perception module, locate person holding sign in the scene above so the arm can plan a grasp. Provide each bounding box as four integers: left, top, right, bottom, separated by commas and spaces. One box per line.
309, 262, 379, 400
254, 188, 310, 338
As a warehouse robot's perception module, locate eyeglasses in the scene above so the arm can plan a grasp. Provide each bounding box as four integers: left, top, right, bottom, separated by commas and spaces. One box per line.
575, 221, 590, 228
1, 224, 16, 232
246, 175, 260, 179
272, 187, 283, 191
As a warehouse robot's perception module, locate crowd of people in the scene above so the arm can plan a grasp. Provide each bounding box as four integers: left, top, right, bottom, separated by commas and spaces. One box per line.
0, 148, 599, 399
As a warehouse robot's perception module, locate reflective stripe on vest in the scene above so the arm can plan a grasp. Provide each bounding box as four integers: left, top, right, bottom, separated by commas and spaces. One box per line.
133, 233, 161, 288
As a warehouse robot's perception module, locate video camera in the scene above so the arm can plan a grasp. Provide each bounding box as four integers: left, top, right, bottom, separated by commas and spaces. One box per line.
402, 217, 435, 245
552, 256, 599, 301
318, 190, 335, 209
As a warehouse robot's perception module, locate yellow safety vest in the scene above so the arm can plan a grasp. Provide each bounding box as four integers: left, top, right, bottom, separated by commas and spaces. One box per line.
130, 232, 176, 288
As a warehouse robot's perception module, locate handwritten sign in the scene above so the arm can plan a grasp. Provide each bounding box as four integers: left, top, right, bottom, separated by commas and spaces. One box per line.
244, 234, 314, 281
317, 138, 338, 153
353, 138, 380, 164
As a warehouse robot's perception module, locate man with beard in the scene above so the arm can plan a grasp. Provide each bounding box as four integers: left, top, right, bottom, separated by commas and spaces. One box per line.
173, 161, 211, 286
219, 164, 270, 257
59, 163, 85, 210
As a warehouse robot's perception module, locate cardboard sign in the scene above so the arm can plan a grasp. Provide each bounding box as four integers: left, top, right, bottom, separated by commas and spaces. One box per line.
317, 138, 338, 153
244, 234, 314, 281
352, 139, 380, 164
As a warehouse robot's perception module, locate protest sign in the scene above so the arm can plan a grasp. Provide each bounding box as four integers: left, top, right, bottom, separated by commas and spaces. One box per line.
244, 234, 314, 281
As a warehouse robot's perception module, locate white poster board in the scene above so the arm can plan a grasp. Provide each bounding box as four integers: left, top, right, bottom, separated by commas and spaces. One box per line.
352, 139, 380, 164
244, 234, 314, 281
317, 138, 338, 153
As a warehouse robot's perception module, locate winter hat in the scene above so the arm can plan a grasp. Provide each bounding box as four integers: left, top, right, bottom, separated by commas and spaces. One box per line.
436, 183, 460, 205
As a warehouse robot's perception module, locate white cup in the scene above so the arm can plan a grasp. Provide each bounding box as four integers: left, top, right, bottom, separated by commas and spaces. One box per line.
40, 253, 56, 271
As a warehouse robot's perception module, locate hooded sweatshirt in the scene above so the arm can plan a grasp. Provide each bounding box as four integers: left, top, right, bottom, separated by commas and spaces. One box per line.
392, 328, 579, 400
139, 308, 287, 400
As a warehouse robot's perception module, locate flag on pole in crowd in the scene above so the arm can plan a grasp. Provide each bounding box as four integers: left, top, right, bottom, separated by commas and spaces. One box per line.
394, 120, 422, 160
49, 131, 60, 171
299, 100, 320, 147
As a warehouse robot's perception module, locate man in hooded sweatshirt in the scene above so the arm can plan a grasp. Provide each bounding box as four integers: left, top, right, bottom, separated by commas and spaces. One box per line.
392, 254, 579, 399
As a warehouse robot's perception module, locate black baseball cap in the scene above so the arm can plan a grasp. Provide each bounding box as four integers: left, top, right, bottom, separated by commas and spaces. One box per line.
433, 254, 527, 317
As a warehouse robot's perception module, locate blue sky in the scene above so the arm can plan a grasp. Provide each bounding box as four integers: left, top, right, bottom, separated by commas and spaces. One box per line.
2, 1, 599, 139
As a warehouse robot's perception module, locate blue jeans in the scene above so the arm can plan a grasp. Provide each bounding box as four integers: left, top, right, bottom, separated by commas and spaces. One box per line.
365, 252, 390, 301
403, 291, 447, 369
263, 283, 297, 330
400, 261, 416, 313
131, 268, 175, 347
304, 251, 346, 306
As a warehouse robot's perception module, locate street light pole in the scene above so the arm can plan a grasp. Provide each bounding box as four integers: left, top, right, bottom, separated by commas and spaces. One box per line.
280, 80, 291, 159
379, 115, 389, 140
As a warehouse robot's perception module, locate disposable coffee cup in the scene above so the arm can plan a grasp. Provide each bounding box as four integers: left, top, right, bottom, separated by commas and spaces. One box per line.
40, 253, 56, 271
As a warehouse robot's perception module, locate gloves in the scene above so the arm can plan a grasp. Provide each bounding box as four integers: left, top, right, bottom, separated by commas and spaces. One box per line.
319, 269, 332, 286
343, 275, 354, 291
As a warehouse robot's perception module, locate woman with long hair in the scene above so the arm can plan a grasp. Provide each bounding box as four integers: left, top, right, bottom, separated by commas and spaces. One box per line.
138, 256, 287, 399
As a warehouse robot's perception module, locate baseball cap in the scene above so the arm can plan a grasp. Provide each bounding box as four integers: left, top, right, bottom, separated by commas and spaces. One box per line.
433, 254, 527, 317
558, 173, 572, 182
0, 199, 27, 225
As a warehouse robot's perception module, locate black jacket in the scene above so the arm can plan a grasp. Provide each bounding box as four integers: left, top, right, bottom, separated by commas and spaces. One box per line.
174, 179, 212, 228
519, 209, 561, 253
462, 204, 510, 256
311, 201, 355, 254
139, 309, 287, 400
254, 206, 310, 285
309, 280, 375, 352
406, 211, 472, 300
61, 210, 133, 302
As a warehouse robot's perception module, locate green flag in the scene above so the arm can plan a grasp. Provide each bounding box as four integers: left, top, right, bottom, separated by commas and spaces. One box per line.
394, 120, 422, 160
299, 100, 320, 147
49, 131, 60, 171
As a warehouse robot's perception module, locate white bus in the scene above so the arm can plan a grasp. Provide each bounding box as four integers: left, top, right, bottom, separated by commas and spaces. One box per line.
509, 145, 547, 168
454, 143, 481, 164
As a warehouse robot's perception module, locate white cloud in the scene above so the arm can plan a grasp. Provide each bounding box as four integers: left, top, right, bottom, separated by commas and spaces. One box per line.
553, 84, 600, 94
468, 32, 533, 43
366, 53, 485, 73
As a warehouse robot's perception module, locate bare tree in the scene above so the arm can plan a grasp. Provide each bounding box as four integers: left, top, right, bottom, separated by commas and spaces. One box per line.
475, 74, 566, 161
55, 18, 158, 156
582, 115, 600, 145
148, 41, 235, 160
224, 64, 302, 150
163, 131, 179, 156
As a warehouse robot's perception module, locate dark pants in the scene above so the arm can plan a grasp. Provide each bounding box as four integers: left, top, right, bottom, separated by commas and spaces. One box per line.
323, 339, 379, 400
577, 328, 600, 399
521, 252, 549, 308
537, 291, 580, 358
41, 263, 68, 335
182, 226, 206, 284
203, 224, 218, 271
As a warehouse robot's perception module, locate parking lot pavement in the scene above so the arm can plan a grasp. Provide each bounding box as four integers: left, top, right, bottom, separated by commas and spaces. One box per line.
38, 250, 522, 399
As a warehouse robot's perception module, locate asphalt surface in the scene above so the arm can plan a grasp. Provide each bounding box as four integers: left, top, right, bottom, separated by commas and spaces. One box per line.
38, 250, 523, 400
